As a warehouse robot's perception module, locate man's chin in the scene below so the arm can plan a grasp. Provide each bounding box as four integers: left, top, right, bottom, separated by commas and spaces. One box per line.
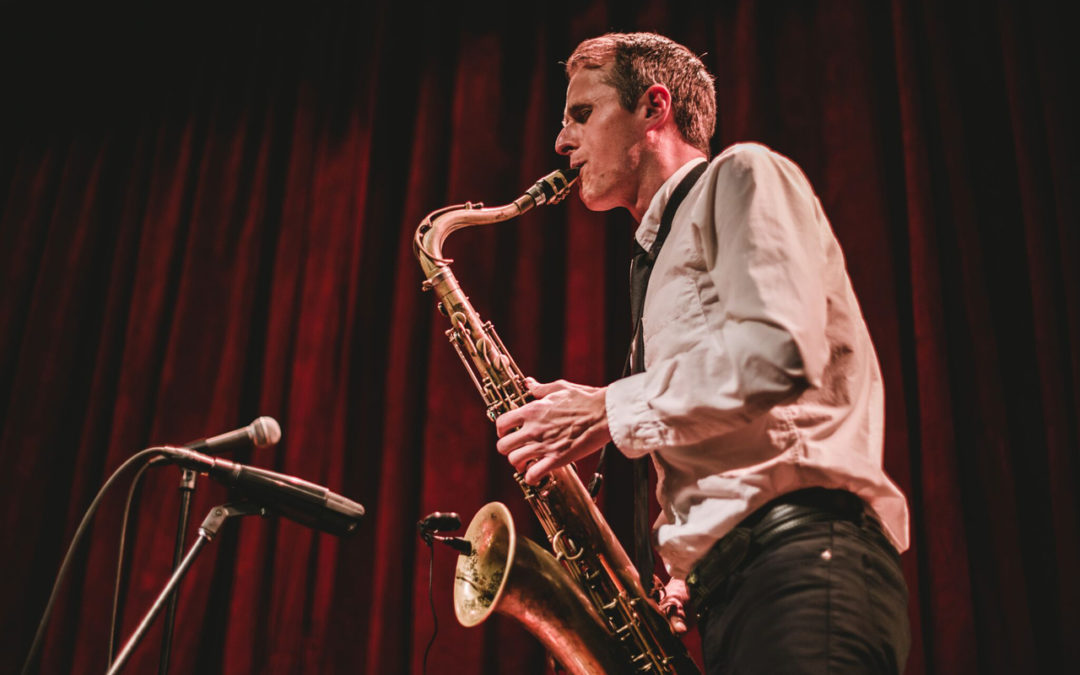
577, 189, 615, 213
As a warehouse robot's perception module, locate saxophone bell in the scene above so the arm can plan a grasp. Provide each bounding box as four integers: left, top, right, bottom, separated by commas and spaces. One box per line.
454, 503, 626, 674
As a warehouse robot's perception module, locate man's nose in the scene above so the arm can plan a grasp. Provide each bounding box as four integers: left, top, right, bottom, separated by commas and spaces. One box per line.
555, 126, 575, 156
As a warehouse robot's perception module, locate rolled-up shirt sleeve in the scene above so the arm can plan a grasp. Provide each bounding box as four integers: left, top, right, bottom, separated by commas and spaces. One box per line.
607, 145, 832, 457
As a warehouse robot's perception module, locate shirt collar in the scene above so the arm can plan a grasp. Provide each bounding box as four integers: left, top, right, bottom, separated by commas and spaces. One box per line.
634, 158, 708, 251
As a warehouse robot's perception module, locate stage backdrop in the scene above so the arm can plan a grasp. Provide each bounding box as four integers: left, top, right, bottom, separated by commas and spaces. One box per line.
2, 2, 1076, 673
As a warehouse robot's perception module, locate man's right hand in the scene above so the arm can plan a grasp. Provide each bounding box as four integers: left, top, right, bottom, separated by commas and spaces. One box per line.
658, 578, 690, 634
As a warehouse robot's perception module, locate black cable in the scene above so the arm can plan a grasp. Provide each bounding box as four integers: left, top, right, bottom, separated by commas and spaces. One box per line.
21, 447, 168, 675
422, 540, 438, 675
106, 459, 154, 668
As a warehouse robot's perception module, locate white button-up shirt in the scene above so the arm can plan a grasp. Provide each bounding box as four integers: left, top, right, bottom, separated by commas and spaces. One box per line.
605, 143, 910, 578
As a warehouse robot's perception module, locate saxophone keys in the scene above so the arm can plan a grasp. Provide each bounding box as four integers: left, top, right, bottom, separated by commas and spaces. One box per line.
551, 529, 584, 562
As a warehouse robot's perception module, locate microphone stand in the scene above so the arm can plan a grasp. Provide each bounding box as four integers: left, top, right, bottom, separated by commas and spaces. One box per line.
108, 503, 268, 675
158, 468, 196, 675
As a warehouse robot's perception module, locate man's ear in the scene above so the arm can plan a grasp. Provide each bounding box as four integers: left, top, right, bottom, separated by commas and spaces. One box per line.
640, 83, 673, 127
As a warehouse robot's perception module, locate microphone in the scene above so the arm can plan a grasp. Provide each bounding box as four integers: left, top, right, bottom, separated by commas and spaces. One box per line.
418, 512, 462, 533
183, 417, 282, 455
418, 511, 472, 555
161, 447, 364, 536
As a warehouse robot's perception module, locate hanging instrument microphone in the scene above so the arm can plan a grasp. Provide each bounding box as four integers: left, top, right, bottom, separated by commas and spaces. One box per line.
418, 512, 471, 554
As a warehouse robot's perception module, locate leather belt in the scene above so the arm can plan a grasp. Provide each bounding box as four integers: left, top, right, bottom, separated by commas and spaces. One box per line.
685, 488, 880, 620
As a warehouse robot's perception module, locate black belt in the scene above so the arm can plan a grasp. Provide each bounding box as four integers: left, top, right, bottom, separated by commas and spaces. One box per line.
685, 488, 882, 620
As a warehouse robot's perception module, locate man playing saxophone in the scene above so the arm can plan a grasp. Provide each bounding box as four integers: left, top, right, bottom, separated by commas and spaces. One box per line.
495, 33, 911, 673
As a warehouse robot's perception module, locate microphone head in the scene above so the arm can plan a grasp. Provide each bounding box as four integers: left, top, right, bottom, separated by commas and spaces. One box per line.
419, 511, 462, 533
250, 416, 282, 447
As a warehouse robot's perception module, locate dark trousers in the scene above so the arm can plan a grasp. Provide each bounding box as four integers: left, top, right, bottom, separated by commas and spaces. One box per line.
697, 517, 910, 674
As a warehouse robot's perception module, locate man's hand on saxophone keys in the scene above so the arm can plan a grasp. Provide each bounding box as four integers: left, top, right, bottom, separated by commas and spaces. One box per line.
659, 578, 690, 635
495, 378, 613, 485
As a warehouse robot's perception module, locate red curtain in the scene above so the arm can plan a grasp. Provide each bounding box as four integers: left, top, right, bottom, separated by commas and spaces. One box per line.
2, 2, 1076, 673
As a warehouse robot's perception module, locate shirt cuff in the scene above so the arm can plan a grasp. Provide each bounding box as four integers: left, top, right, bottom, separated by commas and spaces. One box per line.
605, 373, 668, 458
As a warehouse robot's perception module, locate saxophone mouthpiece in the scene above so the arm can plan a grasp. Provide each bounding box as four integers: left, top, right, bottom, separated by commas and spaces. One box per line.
526, 168, 579, 206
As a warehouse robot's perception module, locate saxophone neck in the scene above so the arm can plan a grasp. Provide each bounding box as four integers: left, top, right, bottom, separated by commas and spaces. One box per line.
413, 169, 579, 271
414, 201, 523, 270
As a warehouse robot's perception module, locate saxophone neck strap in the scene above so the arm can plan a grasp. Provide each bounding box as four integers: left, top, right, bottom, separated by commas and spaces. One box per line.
629, 160, 708, 329
653, 160, 709, 257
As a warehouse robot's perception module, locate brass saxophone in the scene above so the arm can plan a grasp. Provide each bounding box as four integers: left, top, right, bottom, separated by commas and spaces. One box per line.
413, 169, 700, 674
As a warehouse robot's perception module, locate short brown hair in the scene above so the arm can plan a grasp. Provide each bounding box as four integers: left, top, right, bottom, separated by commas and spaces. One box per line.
566, 32, 716, 154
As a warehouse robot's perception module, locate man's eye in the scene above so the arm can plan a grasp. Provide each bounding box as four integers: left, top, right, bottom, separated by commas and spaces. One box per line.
569, 106, 591, 124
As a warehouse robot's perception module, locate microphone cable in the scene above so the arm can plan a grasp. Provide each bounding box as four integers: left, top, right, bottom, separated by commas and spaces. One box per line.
417, 512, 471, 675
422, 537, 439, 675
20, 447, 167, 675
105, 458, 154, 669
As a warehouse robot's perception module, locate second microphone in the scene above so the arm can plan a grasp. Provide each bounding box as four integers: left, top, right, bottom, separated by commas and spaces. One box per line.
161, 447, 365, 537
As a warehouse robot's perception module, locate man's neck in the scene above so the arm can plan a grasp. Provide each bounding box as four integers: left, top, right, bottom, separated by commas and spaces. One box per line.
628, 142, 707, 222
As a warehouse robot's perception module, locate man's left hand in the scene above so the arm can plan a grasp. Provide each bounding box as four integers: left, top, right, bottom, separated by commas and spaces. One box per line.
495, 379, 612, 485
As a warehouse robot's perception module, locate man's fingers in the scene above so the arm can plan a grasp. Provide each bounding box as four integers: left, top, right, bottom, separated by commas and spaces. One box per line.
496, 425, 538, 455
659, 579, 690, 634
659, 598, 688, 634
669, 615, 688, 635
524, 454, 563, 484
506, 444, 546, 472
494, 407, 524, 436
527, 379, 566, 397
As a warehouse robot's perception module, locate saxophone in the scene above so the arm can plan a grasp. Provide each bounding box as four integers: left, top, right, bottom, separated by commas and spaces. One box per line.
413, 169, 700, 674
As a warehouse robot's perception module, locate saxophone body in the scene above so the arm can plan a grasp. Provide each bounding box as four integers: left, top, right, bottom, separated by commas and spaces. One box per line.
413, 170, 700, 674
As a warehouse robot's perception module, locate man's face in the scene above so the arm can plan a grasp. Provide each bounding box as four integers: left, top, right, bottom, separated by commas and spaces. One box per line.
555, 64, 647, 212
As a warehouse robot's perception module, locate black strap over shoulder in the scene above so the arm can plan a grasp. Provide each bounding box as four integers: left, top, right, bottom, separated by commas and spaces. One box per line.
628, 160, 708, 329
587, 164, 708, 524
627, 160, 707, 586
